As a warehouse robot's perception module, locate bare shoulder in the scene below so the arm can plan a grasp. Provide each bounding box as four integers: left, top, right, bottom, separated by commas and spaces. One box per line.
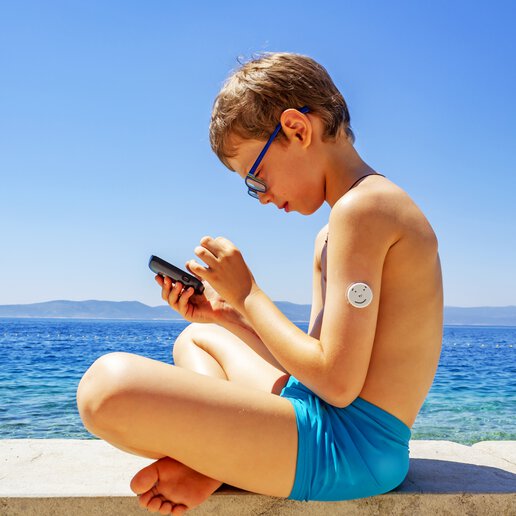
331, 177, 437, 249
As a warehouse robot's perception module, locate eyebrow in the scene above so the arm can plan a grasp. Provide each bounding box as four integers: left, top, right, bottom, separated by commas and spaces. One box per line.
226, 157, 245, 176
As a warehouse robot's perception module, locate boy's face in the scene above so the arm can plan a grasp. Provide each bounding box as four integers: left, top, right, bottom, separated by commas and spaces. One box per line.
226, 114, 327, 215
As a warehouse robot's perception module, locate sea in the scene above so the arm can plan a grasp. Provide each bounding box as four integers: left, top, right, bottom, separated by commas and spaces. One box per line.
0, 318, 514, 444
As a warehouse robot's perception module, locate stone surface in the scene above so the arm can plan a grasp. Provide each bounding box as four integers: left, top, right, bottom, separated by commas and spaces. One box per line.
403, 440, 516, 493
472, 440, 516, 466
1, 439, 515, 515
0, 439, 151, 497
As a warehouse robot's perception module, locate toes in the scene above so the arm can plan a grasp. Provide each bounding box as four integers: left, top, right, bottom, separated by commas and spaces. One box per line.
131, 462, 159, 494
159, 501, 173, 515
138, 490, 154, 508
147, 496, 163, 513
172, 504, 188, 516
139, 491, 177, 515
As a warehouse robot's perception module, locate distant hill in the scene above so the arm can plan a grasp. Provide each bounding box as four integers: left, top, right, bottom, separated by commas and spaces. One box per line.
1, 300, 516, 326
272, 301, 311, 322
0, 299, 312, 322
0, 300, 181, 320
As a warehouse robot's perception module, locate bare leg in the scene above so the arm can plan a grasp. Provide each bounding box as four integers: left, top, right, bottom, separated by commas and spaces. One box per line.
77, 324, 294, 514
171, 323, 290, 393
130, 323, 259, 513
77, 353, 297, 498
100, 324, 229, 460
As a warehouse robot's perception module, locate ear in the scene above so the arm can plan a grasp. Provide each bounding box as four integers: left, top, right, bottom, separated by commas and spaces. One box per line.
279, 108, 312, 149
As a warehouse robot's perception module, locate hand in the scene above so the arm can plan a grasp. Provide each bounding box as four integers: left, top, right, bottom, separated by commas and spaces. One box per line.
156, 272, 232, 324
186, 236, 260, 311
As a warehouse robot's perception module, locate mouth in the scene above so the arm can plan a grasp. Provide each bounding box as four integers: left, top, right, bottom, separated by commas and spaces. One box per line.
280, 202, 290, 212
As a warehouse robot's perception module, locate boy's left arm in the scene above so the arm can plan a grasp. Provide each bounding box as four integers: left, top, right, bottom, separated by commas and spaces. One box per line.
189, 198, 398, 407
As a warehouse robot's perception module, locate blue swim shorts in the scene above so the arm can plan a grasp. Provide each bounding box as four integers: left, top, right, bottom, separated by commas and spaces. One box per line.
280, 376, 411, 501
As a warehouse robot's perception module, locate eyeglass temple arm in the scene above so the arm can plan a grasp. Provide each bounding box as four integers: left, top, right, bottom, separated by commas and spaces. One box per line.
248, 106, 310, 177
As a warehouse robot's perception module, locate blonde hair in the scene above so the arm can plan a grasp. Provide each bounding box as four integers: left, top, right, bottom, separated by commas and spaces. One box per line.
209, 52, 355, 169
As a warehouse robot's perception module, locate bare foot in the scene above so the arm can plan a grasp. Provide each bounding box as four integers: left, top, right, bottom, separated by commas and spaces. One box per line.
130, 456, 223, 514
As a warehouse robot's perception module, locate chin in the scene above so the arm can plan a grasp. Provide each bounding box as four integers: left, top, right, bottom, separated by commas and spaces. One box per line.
298, 207, 319, 216
301, 199, 325, 216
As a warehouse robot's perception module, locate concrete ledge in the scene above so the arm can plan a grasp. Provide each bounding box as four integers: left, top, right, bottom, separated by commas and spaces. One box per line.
1, 439, 515, 515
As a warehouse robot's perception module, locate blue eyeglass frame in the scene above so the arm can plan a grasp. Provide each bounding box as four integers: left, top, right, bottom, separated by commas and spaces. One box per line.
245, 106, 310, 198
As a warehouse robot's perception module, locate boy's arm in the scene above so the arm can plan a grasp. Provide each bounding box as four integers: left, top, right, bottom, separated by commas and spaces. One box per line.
239, 195, 399, 407
217, 306, 259, 339
216, 308, 288, 372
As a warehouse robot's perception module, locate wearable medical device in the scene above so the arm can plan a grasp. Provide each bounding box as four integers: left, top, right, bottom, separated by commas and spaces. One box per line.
347, 282, 373, 308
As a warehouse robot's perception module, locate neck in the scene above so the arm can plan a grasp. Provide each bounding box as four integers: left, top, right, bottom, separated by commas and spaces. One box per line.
322, 136, 377, 207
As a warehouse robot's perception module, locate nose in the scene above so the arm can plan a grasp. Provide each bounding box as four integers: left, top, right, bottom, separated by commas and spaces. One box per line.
258, 191, 272, 205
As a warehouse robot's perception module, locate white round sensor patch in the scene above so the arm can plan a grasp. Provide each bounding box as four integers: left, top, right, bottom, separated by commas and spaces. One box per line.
347, 282, 373, 308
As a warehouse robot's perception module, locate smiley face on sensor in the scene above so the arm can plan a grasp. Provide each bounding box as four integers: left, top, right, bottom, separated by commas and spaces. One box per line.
347, 282, 373, 308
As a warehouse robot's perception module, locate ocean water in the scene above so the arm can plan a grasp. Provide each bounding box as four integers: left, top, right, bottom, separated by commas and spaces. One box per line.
0, 318, 514, 444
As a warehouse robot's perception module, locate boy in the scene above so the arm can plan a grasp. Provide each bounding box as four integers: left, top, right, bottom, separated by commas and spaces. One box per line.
77, 52, 443, 514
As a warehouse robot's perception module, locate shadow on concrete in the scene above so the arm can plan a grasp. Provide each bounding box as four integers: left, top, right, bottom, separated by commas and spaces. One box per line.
398, 458, 516, 493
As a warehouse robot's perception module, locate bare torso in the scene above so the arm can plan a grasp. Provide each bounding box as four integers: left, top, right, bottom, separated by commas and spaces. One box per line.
310, 178, 443, 428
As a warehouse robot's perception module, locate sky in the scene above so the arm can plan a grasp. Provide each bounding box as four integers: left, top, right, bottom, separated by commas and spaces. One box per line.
1, 1, 515, 308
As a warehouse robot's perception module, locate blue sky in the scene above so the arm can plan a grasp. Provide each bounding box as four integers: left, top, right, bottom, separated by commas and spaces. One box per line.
1, 1, 515, 307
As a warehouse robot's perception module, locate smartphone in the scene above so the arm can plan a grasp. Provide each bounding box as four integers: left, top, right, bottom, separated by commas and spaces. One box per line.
148, 255, 205, 295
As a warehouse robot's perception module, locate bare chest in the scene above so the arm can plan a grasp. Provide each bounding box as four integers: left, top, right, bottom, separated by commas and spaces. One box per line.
320, 236, 328, 299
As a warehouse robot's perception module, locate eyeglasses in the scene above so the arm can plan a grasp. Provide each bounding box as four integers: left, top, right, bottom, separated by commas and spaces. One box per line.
245, 106, 310, 199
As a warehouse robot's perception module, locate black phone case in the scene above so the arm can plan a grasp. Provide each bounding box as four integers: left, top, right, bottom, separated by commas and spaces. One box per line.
148, 255, 205, 295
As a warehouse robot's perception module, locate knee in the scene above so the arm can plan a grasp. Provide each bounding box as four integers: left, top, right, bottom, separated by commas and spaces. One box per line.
172, 323, 204, 364
76, 352, 136, 434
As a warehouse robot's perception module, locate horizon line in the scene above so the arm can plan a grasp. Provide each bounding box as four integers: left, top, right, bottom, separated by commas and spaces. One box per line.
1, 299, 516, 310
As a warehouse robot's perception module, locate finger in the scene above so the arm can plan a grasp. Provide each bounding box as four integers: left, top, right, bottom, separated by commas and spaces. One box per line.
186, 260, 209, 280
199, 235, 214, 246
185, 262, 203, 282
200, 235, 230, 245
194, 245, 218, 268
199, 235, 224, 257
161, 276, 172, 302
155, 275, 164, 287
202, 236, 236, 259
167, 281, 183, 307
178, 287, 194, 313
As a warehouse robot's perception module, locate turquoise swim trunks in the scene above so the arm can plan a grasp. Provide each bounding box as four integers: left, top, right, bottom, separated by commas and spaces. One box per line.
280, 376, 411, 501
